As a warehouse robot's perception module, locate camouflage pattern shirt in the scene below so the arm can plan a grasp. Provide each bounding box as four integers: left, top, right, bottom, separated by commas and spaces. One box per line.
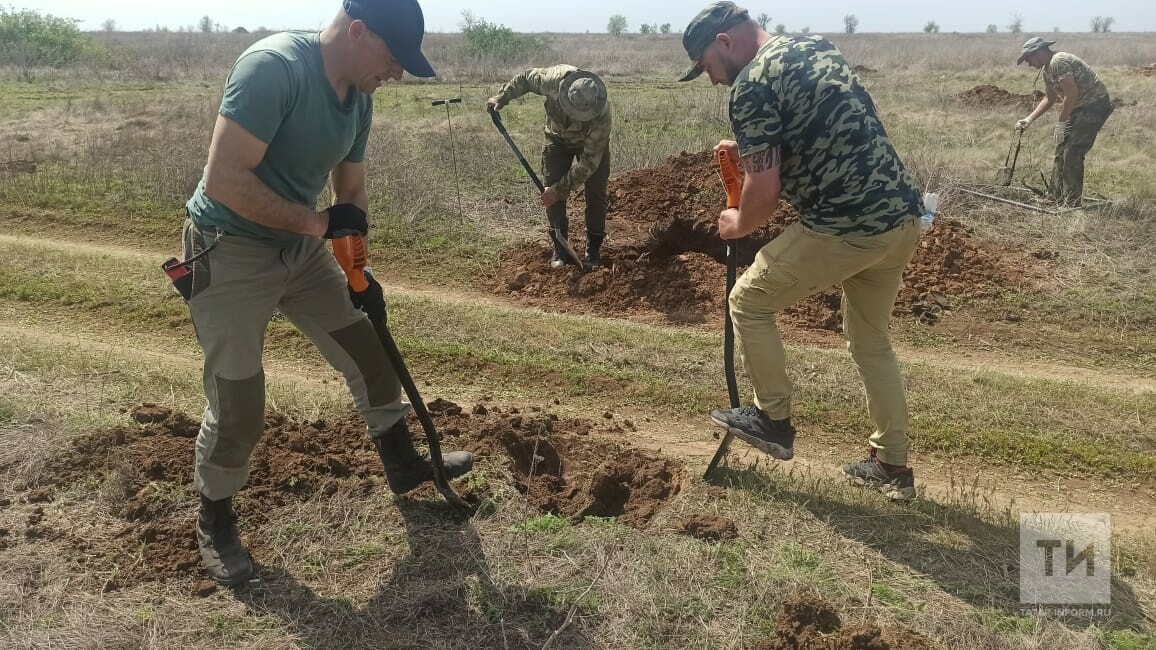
1043, 52, 1110, 110
495, 64, 612, 198
729, 36, 923, 236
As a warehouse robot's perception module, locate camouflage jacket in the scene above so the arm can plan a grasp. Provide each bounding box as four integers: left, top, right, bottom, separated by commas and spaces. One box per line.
729, 36, 923, 236
494, 64, 612, 198
1043, 52, 1110, 111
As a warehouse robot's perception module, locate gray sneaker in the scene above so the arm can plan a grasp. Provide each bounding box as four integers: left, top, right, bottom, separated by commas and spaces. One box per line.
842, 450, 917, 501
709, 406, 795, 460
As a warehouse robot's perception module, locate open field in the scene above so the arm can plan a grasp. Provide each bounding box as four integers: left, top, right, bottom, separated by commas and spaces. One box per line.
1, 28, 1155, 649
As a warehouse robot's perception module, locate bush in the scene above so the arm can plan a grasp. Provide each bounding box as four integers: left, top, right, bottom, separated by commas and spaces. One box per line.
460, 11, 542, 62
0, 7, 103, 68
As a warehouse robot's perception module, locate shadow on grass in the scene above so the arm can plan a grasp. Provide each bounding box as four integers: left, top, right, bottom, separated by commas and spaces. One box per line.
233, 499, 596, 649
708, 463, 1152, 634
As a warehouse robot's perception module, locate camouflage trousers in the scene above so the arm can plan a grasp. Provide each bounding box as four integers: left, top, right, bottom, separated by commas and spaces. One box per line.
1053, 97, 1113, 206
729, 219, 921, 466
542, 138, 610, 256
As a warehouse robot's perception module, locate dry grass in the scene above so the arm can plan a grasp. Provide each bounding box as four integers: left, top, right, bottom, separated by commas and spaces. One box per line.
2, 30, 1155, 649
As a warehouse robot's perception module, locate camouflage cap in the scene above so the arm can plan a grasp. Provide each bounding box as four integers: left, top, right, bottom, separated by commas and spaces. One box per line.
1017, 36, 1056, 65
678, 1, 751, 81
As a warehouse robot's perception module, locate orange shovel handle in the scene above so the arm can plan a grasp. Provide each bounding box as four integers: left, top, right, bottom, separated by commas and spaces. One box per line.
716, 148, 743, 209
332, 233, 369, 293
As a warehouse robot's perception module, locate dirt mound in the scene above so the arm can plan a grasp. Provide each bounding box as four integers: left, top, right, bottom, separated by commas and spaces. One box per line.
1136, 64, 1156, 76
750, 593, 933, 650
494, 150, 1024, 331
956, 84, 1044, 110
13, 403, 681, 590
676, 514, 738, 541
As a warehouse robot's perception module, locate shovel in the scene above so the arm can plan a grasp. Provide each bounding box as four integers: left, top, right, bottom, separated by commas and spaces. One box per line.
332, 233, 472, 510
489, 108, 585, 270
704, 148, 745, 480
997, 128, 1024, 187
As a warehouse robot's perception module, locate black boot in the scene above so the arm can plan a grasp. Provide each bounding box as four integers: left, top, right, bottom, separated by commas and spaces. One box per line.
551, 227, 569, 269
196, 494, 253, 585
372, 419, 475, 494
585, 233, 605, 269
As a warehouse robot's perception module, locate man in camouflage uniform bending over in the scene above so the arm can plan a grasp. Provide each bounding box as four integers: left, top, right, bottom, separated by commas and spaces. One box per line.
487, 66, 611, 269
680, 2, 926, 500
1016, 37, 1113, 207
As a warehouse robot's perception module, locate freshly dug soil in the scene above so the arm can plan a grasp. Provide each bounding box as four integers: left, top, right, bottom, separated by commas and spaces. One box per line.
749, 593, 934, 649
493, 150, 1026, 331
956, 84, 1044, 110
11, 402, 683, 590
676, 514, 738, 541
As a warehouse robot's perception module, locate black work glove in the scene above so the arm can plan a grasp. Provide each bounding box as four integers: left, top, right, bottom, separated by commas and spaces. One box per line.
350, 268, 386, 324
323, 203, 368, 239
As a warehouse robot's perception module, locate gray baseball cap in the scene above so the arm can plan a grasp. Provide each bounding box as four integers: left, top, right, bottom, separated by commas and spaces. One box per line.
678, 1, 751, 81
1017, 36, 1056, 65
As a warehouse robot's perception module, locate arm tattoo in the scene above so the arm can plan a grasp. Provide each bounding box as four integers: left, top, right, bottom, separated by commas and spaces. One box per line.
742, 147, 781, 174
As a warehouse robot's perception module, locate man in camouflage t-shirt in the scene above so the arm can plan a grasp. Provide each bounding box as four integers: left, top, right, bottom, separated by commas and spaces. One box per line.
1016, 37, 1113, 206
680, 1, 925, 500
487, 65, 612, 268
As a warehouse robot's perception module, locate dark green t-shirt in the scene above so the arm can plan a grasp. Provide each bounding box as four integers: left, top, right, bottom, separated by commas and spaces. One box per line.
186, 31, 373, 244
729, 36, 923, 236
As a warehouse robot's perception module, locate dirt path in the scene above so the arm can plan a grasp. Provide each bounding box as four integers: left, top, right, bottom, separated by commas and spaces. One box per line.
593, 413, 1156, 535
2, 232, 1152, 395
4, 318, 1154, 534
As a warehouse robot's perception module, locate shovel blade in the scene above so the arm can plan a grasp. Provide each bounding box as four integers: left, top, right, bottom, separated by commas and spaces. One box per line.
997, 167, 1013, 187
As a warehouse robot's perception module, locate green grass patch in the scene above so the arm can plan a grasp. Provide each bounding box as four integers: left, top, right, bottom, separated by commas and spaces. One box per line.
513, 513, 568, 534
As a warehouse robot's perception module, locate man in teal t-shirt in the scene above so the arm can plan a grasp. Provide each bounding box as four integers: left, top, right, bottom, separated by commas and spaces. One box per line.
179, 0, 473, 586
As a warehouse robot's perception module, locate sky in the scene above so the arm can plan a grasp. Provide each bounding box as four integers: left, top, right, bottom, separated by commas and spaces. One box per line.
16, 0, 1156, 34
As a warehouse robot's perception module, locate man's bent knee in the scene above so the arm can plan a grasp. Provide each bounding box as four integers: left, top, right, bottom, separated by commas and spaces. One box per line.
205, 372, 265, 468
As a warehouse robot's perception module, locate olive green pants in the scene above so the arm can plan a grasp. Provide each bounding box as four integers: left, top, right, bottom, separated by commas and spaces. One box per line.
542, 139, 610, 255
729, 219, 921, 465
181, 219, 409, 500
1053, 97, 1113, 206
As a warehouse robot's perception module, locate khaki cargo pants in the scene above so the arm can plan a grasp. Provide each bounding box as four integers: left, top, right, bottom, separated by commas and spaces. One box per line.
181, 219, 409, 500
729, 219, 921, 465
1053, 97, 1113, 206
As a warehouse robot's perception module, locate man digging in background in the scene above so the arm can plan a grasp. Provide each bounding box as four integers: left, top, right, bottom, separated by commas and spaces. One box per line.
680, 2, 925, 500
487, 65, 612, 269
1015, 37, 1113, 207
178, 0, 473, 585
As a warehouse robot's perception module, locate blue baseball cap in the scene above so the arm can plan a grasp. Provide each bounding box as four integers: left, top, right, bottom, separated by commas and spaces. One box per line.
343, 0, 436, 78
